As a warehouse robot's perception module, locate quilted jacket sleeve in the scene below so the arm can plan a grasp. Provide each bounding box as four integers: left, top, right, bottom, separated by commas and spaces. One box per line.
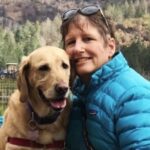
116, 86, 150, 150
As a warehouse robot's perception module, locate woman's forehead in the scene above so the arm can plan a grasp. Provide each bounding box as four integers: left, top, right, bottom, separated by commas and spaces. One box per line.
68, 15, 92, 31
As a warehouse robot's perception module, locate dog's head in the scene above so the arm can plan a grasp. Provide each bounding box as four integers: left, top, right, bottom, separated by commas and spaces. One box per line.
17, 46, 70, 117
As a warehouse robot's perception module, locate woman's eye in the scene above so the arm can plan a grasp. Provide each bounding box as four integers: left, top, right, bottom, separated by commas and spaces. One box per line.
66, 40, 75, 46
84, 37, 93, 42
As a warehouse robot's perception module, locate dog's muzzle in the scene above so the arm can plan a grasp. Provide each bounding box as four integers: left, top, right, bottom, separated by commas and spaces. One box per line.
38, 83, 69, 111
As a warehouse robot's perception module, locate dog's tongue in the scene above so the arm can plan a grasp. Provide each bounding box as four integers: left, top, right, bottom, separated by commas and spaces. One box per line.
51, 99, 66, 109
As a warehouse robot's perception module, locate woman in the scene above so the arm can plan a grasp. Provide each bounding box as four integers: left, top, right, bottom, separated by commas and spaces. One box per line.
60, 5, 150, 150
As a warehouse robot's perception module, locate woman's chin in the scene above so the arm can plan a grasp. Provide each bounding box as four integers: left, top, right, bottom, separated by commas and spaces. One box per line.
76, 67, 94, 78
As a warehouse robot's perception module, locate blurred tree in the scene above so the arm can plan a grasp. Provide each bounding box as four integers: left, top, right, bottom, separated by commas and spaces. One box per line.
122, 41, 141, 72
0, 27, 17, 66
128, 1, 136, 18
105, 4, 124, 22
139, 45, 150, 73
140, 0, 148, 15
15, 21, 40, 60
40, 15, 61, 47
134, 0, 148, 17
3, 30, 17, 63
122, 41, 150, 74
0, 27, 5, 67
124, 0, 129, 18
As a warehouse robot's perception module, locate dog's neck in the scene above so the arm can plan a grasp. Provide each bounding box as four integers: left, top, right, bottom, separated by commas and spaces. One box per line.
27, 102, 60, 129
27, 130, 39, 140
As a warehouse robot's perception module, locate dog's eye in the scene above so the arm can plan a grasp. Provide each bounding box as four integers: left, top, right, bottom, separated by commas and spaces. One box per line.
38, 65, 50, 71
62, 62, 69, 69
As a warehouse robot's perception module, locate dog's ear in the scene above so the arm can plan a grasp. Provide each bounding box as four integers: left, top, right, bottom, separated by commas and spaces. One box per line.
17, 56, 30, 102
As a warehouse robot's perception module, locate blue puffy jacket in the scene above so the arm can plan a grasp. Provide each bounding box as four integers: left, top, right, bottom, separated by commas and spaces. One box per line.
65, 52, 150, 150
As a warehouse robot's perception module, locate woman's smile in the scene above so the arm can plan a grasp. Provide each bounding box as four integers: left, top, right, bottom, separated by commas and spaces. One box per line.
74, 56, 91, 65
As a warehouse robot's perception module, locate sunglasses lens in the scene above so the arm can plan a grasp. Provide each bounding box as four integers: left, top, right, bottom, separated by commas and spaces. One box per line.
62, 9, 77, 21
81, 6, 98, 15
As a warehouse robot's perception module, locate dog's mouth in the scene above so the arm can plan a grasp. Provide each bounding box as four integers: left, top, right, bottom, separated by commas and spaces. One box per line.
38, 89, 67, 111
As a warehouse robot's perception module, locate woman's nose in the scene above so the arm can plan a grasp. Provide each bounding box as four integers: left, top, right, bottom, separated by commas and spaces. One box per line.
73, 41, 84, 54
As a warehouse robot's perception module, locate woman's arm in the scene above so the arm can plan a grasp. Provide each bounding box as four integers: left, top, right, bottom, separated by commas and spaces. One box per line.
116, 86, 150, 150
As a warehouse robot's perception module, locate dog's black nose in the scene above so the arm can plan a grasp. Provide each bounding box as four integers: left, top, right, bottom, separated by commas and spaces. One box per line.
55, 83, 68, 96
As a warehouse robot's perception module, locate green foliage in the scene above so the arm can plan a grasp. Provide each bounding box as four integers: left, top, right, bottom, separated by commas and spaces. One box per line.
0, 15, 62, 66
128, 1, 136, 18
105, 0, 150, 21
105, 4, 124, 22
3, 30, 17, 63
15, 21, 40, 58
0, 27, 17, 66
121, 0, 136, 18
139, 46, 150, 73
0, 28, 6, 67
134, 0, 149, 17
0, 21, 41, 66
122, 41, 150, 75
40, 15, 62, 47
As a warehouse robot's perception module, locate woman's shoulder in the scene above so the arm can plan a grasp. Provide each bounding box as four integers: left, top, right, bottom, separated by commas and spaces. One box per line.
96, 66, 150, 104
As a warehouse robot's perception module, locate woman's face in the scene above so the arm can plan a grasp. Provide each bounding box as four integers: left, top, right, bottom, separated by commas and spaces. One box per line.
64, 16, 115, 82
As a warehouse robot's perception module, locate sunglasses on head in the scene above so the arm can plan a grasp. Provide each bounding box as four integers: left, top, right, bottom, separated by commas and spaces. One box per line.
62, 5, 111, 34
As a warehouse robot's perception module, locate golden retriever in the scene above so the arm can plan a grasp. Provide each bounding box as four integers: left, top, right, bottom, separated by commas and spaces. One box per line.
0, 46, 71, 150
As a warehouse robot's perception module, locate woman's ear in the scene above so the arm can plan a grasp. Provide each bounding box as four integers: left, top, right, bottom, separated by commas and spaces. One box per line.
107, 37, 116, 58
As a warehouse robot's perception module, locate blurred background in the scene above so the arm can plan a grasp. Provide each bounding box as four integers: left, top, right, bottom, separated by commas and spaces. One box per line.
0, 0, 150, 116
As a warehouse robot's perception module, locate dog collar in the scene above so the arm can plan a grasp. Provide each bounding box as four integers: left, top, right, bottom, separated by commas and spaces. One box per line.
28, 102, 60, 125
7, 137, 64, 149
